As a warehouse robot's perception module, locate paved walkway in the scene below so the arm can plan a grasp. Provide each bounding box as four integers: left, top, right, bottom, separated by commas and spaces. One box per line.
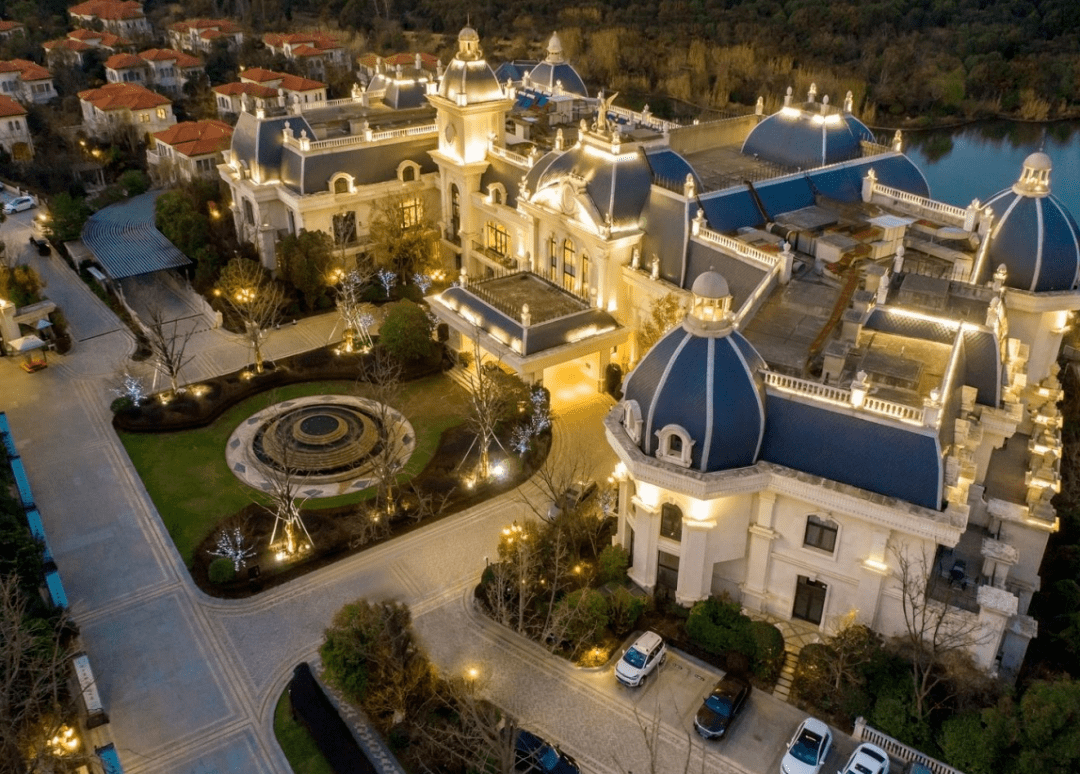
0, 232, 855, 774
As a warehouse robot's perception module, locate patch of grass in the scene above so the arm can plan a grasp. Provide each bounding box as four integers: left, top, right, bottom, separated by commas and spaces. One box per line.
119, 376, 469, 566
274, 690, 335, 774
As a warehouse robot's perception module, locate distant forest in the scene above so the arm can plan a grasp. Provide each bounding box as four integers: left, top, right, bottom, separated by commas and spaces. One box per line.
3, 0, 1079, 123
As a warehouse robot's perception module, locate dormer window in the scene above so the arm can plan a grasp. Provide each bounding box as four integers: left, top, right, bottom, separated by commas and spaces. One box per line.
330, 173, 354, 194
655, 424, 694, 468
623, 400, 643, 443
398, 160, 421, 183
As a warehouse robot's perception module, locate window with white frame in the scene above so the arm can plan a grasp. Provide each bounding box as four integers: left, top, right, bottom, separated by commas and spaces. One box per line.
486, 221, 509, 257
400, 196, 421, 228
623, 400, 643, 443
655, 424, 694, 467
803, 515, 838, 553
660, 502, 683, 541
156, 107, 167, 119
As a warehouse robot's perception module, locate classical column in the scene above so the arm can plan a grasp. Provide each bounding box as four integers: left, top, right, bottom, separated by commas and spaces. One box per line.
628, 496, 659, 592
676, 518, 715, 606
741, 492, 777, 612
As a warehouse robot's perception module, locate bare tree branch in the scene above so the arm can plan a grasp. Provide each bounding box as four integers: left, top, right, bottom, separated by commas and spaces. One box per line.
144, 306, 194, 396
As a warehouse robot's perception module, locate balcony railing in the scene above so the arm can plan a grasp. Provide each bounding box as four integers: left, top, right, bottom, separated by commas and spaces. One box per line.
282, 122, 437, 152
763, 371, 926, 425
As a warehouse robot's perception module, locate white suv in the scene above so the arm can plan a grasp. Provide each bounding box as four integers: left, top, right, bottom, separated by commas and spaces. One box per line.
615, 631, 667, 687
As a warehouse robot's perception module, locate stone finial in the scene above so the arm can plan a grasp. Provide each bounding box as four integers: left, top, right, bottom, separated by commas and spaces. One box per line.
555, 128, 565, 151
850, 371, 870, 407
892, 129, 903, 152
415, 52, 422, 69
650, 255, 659, 280
844, 90, 853, 113
993, 264, 1008, 292
631, 247, 641, 269
893, 243, 905, 274
783, 86, 793, 107
521, 303, 531, 326
821, 94, 829, 114
684, 173, 696, 198
807, 82, 817, 103
755, 96, 764, 115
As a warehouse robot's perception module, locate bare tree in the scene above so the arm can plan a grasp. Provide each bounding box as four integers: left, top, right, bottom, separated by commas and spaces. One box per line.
822, 611, 882, 692
892, 545, 989, 721
260, 446, 314, 558
0, 577, 90, 774
359, 347, 409, 513
215, 257, 284, 374
612, 698, 696, 774
463, 334, 513, 480
144, 307, 194, 396
334, 268, 375, 353
412, 675, 519, 774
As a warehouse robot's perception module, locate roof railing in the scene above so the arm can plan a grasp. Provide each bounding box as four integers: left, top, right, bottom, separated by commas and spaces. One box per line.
762, 370, 927, 426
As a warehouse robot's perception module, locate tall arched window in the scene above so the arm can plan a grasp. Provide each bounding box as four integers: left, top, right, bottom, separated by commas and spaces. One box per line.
450, 185, 460, 241
548, 234, 558, 279
562, 239, 576, 291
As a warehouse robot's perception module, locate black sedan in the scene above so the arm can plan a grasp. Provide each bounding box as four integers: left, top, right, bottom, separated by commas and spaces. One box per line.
29, 236, 50, 255
693, 673, 751, 740
514, 729, 580, 774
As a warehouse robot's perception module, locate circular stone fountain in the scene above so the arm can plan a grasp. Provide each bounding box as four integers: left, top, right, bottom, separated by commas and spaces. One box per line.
226, 395, 416, 498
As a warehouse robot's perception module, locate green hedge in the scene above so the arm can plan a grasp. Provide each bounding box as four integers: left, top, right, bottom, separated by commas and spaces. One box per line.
208, 557, 236, 584
686, 596, 785, 679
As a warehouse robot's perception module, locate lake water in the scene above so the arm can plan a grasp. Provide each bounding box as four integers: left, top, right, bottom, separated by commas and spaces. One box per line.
899, 121, 1080, 219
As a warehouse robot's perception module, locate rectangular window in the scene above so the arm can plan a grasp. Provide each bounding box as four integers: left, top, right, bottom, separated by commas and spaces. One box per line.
332, 211, 357, 245
803, 515, 838, 553
400, 197, 421, 228
139, 112, 150, 123
243, 199, 255, 225
486, 222, 509, 257
793, 576, 827, 625
156, 107, 167, 119
660, 503, 682, 541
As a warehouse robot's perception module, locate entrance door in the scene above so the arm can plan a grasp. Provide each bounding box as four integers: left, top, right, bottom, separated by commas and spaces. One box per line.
792, 576, 827, 625
657, 550, 679, 594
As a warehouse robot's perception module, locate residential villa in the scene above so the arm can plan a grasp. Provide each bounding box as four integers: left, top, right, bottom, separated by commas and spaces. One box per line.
105, 48, 204, 95
263, 32, 348, 79
78, 81, 174, 141
67, 0, 150, 38
0, 94, 32, 158
220, 26, 1080, 679
0, 20, 24, 39
148, 119, 232, 183
357, 51, 439, 82
0, 59, 56, 105
212, 81, 281, 119
167, 18, 244, 54
239, 67, 326, 106
43, 29, 131, 68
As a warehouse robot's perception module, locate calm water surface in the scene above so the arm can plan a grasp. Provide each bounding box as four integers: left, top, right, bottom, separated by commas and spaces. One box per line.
900, 121, 1080, 218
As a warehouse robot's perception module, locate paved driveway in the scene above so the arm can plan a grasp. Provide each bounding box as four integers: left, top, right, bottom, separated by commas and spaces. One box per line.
0, 264, 855, 774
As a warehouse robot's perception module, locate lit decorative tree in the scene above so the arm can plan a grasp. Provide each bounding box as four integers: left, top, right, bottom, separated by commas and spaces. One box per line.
260, 443, 314, 558
215, 257, 285, 374
112, 370, 147, 406
145, 306, 194, 397
209, 528, 256, 571
334, 269, 375, 352
377, 268, 397, 299
412, 272, 432, 294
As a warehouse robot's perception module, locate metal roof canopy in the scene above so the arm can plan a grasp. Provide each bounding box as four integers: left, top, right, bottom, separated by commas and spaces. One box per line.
81, 190, 191, 279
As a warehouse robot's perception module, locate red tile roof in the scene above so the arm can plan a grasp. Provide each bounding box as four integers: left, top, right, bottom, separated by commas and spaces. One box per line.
0, 94, 27, 117
66, 28, 130, 46
239, 67, 324, 91
152, 119, 232, 156
212, 81, 279, 98
104, 52, 143, 69
263, 32, 341, 51
169, 18, 242, 33
384, 52, 438, 67
0, 20, 24, 32
79, 81, 170, 110
68, 0, 144, 20
0, 59, 52, 80
44, 38, 93, 52
139, 48, 201, 67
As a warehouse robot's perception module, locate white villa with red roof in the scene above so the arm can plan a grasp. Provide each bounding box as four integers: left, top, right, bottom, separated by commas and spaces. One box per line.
0, 59, 55, 105
68, 0, 149, 37
263, 32, 348, 78
78, 82, 174, 140
167, 18, 244, 54
240, 68, 326, 106
44, 28, 130, 68
148, 119, 232, 183
105, 48, 203, 95
0, 20, 24, 40
0, 94, 32, 158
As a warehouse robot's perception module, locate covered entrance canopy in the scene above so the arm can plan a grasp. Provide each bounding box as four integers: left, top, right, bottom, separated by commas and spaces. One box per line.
81, 190, 191, 279
429, 271, 628, 390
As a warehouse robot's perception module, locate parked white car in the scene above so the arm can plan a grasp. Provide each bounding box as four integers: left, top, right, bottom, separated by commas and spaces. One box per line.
4, 196, 35, 214
780, 717, 833, 774
840, 743, 890, 774
615, 631, 667, 687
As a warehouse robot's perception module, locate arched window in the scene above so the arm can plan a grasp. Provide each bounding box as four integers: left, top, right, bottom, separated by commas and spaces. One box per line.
450, 185, 460, 240
655, 424, 694, 468
660, 503, 682, 541
402, 165, 415, 182
486, 222, 509, 257
333, 177, 349, 194
562, 239, 576, 290
623, 400, 643, 443
490, 186, 503, 205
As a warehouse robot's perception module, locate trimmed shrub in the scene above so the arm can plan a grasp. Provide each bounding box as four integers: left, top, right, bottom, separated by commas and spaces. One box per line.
556, 588, 609, 650
790, 642, 833, 704
208, 557, 236, 584
686, 596, 757, 661
608, 586, 646, 636
379, 300, 436, 362
749, 620, 785, 681
597, 544, 629, 584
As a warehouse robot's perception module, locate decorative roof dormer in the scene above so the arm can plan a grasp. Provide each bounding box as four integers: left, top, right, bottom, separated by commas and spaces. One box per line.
545, 32, 565, 64
684, 270, 734, 336
456, 26, 481, 61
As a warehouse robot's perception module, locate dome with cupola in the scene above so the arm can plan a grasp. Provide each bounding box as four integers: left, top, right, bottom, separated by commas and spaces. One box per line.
437, 26, 504, 105
742, 86, 873, 169
525, 32, 588, 98
979, 152, 1080, 292
619, 271, 766, 472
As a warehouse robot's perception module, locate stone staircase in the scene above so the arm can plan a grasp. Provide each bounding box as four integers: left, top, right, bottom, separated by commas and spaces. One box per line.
772, 643, 802, 701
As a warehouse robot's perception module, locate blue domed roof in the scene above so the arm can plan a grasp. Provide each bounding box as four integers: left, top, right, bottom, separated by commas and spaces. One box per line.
742, 91, 873, 169
621, 275, 766, 472
981, 153, 1080, 293
526, 33, 588, 97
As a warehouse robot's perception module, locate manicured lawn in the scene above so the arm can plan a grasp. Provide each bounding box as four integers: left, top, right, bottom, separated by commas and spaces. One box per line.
119, 376, 469, 566
274, 691, 335, 774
